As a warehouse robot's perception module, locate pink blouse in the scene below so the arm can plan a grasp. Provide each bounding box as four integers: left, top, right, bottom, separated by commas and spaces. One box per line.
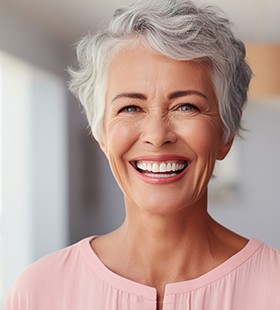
6, 237, 280, 309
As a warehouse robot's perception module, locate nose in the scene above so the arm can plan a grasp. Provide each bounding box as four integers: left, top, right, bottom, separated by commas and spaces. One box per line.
140, 114, 177, 148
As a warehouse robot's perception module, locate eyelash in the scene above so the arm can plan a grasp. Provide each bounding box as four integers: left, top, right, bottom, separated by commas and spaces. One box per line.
175, 103, 201, 112
118, 105, 142, 113
117, 103, 201, 114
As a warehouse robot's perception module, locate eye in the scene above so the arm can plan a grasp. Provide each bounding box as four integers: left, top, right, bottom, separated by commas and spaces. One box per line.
118, 105, 142, 113
177, 103, 200, 112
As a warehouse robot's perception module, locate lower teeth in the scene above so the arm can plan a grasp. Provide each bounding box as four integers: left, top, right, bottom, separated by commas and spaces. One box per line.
143, 172, 178, 178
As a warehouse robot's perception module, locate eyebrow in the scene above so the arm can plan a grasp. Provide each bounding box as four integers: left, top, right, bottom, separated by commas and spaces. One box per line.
111, 93, 147, 102
111, 90, 208, 103
168, 90, 208, 100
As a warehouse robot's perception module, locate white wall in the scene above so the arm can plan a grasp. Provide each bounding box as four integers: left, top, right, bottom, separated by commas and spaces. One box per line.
1, 54, 34, 300
0, 51, 68, 304
0, 3, 70, 304
31, 68, 68, 259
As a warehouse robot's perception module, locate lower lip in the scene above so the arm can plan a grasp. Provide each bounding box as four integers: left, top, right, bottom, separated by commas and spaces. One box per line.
132, 165, 189, 185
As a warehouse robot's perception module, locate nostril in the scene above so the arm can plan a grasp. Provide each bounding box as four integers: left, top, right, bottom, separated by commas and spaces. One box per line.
143, 135, 177, 147
140, 118, 177, 147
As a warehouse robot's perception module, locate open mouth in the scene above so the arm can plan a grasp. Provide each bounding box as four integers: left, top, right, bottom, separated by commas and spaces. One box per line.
132, 160, 190, 178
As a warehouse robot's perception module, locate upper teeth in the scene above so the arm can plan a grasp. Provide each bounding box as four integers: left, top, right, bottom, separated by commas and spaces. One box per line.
136, 161, 187, 173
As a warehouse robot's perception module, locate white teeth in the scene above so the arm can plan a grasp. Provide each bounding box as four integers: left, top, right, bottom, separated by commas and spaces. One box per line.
159, 163, 167, 173
136, 160, 188, 173
152, 163, 159, 173
137, 162, 143, 170
167, 162, 172, 171
144, 173, 178, 178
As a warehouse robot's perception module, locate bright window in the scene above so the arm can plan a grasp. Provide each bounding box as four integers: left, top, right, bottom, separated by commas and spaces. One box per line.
0, 51, 68, 307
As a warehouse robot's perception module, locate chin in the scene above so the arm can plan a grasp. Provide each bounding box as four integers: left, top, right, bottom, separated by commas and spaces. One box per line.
126, 194, 194, 217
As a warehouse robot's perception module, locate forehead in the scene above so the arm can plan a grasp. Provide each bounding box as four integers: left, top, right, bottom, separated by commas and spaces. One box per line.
106, 44, 215, 100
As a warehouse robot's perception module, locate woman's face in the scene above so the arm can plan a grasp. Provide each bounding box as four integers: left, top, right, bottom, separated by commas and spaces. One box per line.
100, 44, 232, 216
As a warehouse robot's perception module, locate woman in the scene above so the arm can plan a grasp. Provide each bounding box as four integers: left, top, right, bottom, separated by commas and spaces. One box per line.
7, 0, 280, 309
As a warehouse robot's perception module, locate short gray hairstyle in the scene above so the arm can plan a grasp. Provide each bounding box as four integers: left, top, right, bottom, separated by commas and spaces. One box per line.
69, 0, 252, 142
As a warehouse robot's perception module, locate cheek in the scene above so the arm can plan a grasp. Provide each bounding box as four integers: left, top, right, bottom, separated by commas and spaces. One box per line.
104, 120, 140, 195
106, 119, 139, 158
175, 118, 222, 156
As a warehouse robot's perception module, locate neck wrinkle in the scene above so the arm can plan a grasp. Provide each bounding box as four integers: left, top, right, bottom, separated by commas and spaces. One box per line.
117, 194, 219, 285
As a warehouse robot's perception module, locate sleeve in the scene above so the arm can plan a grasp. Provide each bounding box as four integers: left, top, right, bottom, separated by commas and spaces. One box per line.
6, 281, 33, 310
5, 261, 45, 310
5, 244, 78, 310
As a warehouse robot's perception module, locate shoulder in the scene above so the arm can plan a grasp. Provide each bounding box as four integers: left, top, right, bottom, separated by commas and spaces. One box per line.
6, 237, 93, 309
254, 241, 280, 266
237, 240, 280, 290
253, 241, 280, 274
237, 241, 280, 308
15, 239, 81, 283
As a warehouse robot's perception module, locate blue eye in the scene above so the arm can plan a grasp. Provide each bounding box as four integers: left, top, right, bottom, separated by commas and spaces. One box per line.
178, 103, 200, 112
119, 105, 141, 113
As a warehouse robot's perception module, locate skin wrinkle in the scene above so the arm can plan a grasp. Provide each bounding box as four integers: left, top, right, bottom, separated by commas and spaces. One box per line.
101, 44, 231, 216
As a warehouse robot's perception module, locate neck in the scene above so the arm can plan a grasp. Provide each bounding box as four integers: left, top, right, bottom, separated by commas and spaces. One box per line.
124, 193, 209, 250
92, 192, 247, 290
114, 194, 225, 283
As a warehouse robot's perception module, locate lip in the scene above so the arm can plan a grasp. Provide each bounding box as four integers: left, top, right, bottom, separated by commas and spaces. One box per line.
130, 155, 190, 162
129, 155, 191, 185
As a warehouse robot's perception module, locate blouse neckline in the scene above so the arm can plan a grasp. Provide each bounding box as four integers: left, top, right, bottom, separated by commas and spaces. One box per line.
79, 236, 263, 298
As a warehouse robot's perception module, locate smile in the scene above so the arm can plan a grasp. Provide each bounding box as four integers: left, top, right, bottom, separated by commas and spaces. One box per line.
132, 160, 189, 179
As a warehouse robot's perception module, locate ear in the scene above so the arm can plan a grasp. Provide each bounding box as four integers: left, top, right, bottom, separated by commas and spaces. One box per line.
98, 138, 108, 157
216, 138, 234, 160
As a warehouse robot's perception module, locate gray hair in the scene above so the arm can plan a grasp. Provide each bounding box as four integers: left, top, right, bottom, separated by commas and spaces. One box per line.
69, 0, 252, 142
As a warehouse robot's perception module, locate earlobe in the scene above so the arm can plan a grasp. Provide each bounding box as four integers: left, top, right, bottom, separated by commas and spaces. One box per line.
98, 139, 107, 156
217, 138, 234, 160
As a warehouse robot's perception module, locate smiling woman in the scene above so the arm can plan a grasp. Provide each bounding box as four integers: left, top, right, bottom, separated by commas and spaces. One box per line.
101, 46, 230, 215
6, 0, 280, 309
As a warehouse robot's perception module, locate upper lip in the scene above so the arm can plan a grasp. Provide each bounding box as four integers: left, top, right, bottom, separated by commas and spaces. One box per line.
130, 155, 191, 162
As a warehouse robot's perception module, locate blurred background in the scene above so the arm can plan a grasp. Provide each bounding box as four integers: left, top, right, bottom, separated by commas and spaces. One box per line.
0, 0, 279, 307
